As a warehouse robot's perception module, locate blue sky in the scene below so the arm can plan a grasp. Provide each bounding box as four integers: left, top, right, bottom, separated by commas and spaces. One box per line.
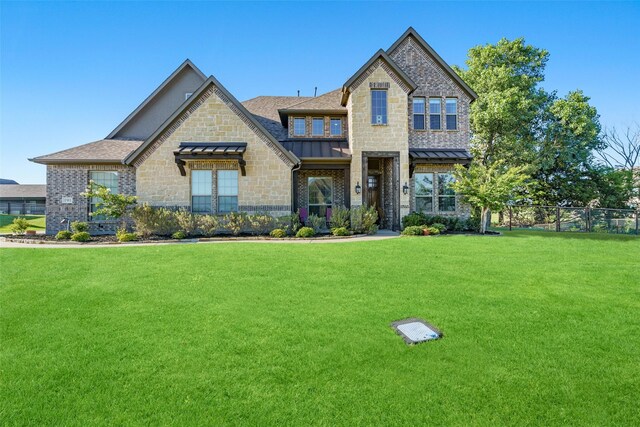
1, 1, 638, 184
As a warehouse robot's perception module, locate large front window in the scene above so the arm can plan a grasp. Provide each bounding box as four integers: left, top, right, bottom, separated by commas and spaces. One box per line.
414, 173, 434, 213
217, 170, 238, 213
438, 173, 456, 212
371, 90, 387, 125
191, 170, 212, 214
89, 171, 118, 219
308, 177, 332, 218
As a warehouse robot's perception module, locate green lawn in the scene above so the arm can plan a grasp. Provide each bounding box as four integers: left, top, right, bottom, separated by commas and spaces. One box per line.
0, 214, 46, 234
1, 232, 639, 425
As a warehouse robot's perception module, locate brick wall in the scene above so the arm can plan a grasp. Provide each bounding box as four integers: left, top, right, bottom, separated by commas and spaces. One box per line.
296, 169, 347, 213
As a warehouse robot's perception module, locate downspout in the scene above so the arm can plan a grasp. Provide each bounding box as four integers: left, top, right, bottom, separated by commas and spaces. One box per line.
291, 162, 302, 214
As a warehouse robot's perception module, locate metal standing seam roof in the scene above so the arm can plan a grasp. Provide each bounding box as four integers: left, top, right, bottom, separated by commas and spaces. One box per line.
173, 142, 247, 156
409, 148, 472, 161
281, 140, 351, 160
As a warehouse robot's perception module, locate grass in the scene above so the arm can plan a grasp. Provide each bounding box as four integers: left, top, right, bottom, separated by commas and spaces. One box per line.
1, 231, 639, 425
0, 214, 46, 234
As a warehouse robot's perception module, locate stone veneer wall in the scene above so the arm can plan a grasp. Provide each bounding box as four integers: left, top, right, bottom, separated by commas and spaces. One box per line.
346, 60, 411, 225
408, 164, 470, 219
389, 36, 472, 149
135, 84, 293, 216
45, 164, 136, 235
296, 169, 346, 214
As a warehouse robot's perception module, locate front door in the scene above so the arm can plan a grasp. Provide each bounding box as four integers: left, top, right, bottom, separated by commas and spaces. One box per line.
367, 175, 383, 225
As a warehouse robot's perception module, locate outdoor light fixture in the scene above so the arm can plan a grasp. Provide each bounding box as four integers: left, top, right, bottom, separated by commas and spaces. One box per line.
355, 182, 361, 194
402, 182, 409, 195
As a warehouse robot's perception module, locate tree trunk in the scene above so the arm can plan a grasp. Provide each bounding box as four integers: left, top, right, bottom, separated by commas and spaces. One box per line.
480, 207, 490, 234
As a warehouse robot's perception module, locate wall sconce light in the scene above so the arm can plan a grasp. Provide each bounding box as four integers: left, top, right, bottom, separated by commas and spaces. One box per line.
355, 182, 361, 194
402, 182, 409, 195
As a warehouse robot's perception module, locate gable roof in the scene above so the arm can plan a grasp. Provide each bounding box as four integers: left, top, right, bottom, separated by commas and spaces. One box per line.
387, 27, 478, 101
341, 49, 417, 106
242, 96, 311, 140
30, 139, 143, 165
106, 59, 207, 139
124, 75, 300, 166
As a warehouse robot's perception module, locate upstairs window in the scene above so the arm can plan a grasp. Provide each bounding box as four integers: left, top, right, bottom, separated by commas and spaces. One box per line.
446, 98, 458, 130
429, 98, 441, 130
371, 90, 387, 125
330, 118, 342, 136
293, 118, 306, 136
312, 118, 324, 136
191, 170, 212, 214
89, 171, 119, 220
413, 97, 426, 130
217, 170, 238, 213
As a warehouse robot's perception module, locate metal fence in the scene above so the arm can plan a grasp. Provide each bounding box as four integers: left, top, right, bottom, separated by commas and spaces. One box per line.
504, 206, 639, 235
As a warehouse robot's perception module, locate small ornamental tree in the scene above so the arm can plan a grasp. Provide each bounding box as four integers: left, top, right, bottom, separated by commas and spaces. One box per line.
452, 161, 529, 234
81, 181, 137, 229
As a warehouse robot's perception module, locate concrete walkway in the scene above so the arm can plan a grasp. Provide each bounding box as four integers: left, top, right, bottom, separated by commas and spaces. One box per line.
0, 230, 400, 249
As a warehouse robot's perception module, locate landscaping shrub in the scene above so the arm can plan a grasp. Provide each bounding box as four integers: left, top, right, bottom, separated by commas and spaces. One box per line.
269, 228, 287, 238
331, 227, 350, 236
296, 226, 315, 238
175, 209, 199, 236
402, 213, 470, 232
402, 212, 428, 228
350, 205, 378, 234
224, 212, 249, 236
276, 213, 302, 236
426, 226, 440, 235
131, 204, 178, 237
249, 213, 276, 235
198, 215, 222, 237
431, 223, 447, 233
9, 217, 30, 234
401, 226, 424, 236
55, 230, 72, 240
329, 206, 350, 230
465, 217, 481, 232
116, 228, 138, 242
71, 221, 88, 233
172, 231, 186, 240
306, 214, 326, 234
71, 232, 90, 242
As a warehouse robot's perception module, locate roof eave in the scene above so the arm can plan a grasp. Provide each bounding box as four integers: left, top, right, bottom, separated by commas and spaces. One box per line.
28, 158, 126, 165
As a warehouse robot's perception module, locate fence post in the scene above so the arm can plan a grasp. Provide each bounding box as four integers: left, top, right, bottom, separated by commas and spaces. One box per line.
556, 206, 561, 232
586, 207, 591, 233
509, 206, 512, 231
636, 210, 639, 235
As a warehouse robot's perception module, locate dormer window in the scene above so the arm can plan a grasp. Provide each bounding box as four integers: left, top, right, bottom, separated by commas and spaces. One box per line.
293, 118, 306, 136
330, 118, 342, 136
371, 90, 388, 125
312, 118, 324, 136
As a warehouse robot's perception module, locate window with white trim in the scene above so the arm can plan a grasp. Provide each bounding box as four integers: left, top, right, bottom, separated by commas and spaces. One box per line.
446, 98, 457, 130
414, 173, 434, 213
293, 118, 306, 136
89, 171, 118, 220
191, 170, 212, 214
217, 170, 238, 213
429, 98, 441, 130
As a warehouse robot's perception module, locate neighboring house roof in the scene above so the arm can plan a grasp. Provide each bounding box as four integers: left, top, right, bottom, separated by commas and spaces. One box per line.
0, 179, 19, 185
387, 27, 478, 101
341, 49, 417, 106
30, 139, 144, 164
0, 184, 46, 199
124, 75, 301, 166
242, 96, 312, 141
106, 59, 207, 140
282, 139, 351, 161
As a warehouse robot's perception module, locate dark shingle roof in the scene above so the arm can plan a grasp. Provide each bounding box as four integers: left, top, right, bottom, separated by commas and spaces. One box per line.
0, 184, 46, 199
30, 139, 144, 164
278, 89, 346, 113
242, 96, 311, 141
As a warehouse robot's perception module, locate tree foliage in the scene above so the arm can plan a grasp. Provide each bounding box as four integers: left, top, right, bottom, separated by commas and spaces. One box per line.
81, 181, 137, 226
452, 161, 530, 234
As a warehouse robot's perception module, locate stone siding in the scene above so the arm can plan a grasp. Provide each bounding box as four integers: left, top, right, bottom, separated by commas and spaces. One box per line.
45, 164, 136, 235
389, 36, 472, 149
135, 83, 293, 214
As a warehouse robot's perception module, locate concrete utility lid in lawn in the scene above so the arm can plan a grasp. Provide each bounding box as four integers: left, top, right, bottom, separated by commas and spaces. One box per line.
392, 318, 442, 344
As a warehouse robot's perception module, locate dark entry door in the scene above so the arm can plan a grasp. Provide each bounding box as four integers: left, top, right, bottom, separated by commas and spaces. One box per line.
367, 175, 383, 225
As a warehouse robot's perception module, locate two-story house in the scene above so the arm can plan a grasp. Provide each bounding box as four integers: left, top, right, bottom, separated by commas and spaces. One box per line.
31, 27, 476, 234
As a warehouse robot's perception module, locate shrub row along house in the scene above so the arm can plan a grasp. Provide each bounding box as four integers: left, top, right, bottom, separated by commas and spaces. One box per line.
31, 27, 476, 235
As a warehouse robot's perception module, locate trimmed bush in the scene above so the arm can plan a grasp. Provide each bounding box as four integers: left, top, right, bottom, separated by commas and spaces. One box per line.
350, 205, 378, 235
175, 209, 199, 236
249, 213, 277, 236
306, 214, 326, 233
401, 226, 424, 236
276, 213, 302, 236
269, 228, 287, 238
431, 223, 447, 233
172, 231, 186, 240
198, 215, 222, 237
465, 217, 481, 232
426, 226, 440, 235
116, 228, 138, 242
402, 212, 428, 228
296, 226, 315, 238
131, 204, 178, 237
71, 221, 88, 233
224, 212, 249, 236
331, 227, 350, 236
9, 217, 30, 234
71, 232, 90, 242
55, 230, 72, 240
329, 206, 350, 230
